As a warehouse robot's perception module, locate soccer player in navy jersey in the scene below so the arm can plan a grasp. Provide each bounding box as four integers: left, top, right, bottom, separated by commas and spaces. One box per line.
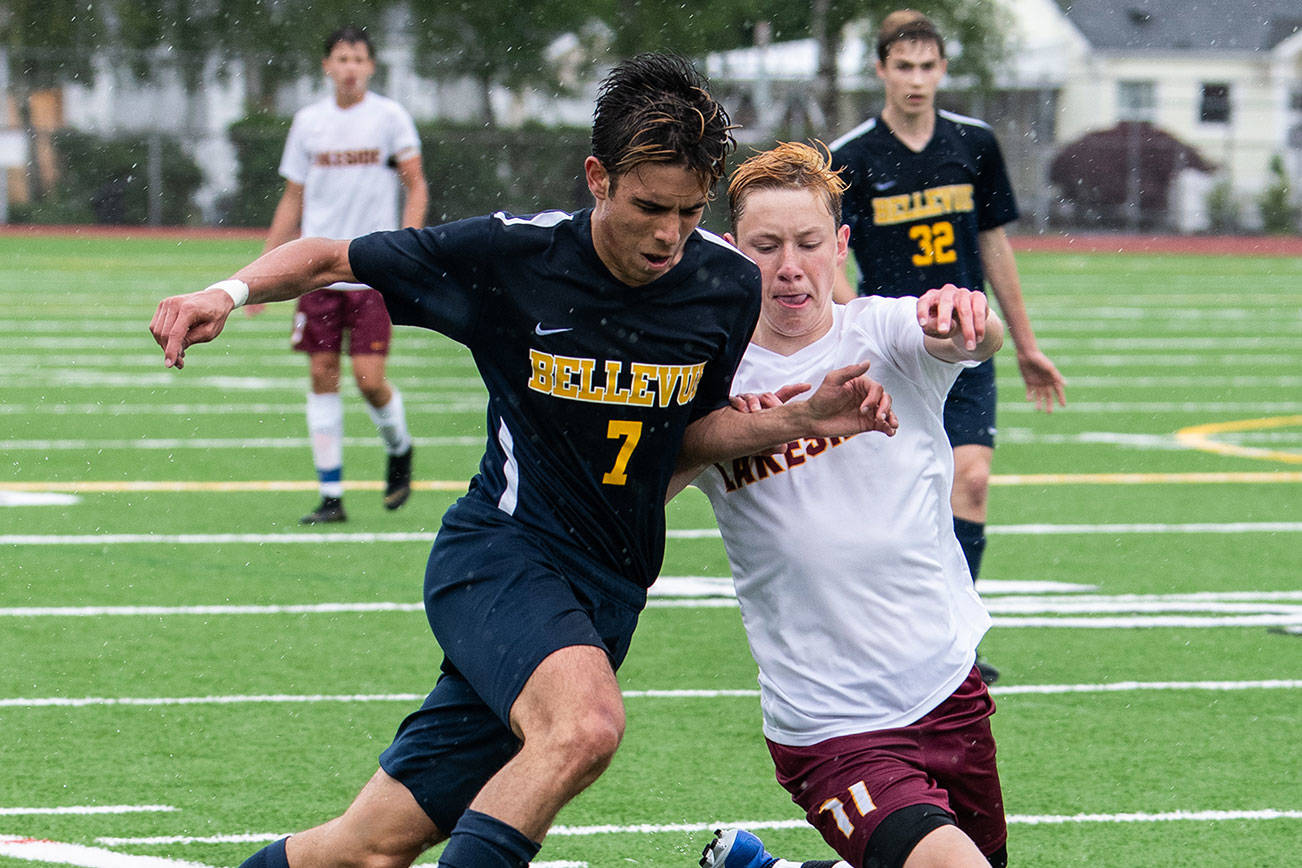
150, 53, 896, 868
830, 9, 1066, 684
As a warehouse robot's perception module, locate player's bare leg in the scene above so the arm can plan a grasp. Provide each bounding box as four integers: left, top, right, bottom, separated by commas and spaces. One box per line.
351, 353, 392, 409
903, 824, 989, 867
284, 769, 444, 868
467, 644, 625, 840
950, 444, 992, 524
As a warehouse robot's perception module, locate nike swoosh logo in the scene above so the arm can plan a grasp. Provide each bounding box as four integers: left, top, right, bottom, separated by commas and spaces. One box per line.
873, 180, 897, 191
534, 324, 573, 336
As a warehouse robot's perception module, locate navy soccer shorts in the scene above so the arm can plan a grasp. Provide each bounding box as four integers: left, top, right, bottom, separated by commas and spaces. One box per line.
943, 358, 997, 449
378, 496, 643, 832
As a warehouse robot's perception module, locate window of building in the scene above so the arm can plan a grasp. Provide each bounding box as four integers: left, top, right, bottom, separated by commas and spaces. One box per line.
1200, 83, 1231, 123
1117, 80, 1156, 122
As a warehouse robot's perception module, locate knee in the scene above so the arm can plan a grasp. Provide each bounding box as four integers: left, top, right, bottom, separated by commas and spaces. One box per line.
952, 464, 990, 513
542, 706, 625, 782
357, 380, 390, 407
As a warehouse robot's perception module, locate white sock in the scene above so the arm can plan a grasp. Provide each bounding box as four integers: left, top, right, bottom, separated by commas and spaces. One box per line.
366, 387, 411, 456
306, 391, 344, 498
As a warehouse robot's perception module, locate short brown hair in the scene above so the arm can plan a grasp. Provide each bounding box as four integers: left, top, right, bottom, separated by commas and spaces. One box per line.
591, 53, 736, 197
727, 141, 847, 229
876, 9, 945, 62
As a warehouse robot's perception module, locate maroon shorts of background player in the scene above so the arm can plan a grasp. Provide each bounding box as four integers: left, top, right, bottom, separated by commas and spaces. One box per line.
291, 288, 392, 355
766, 666, 1006, 864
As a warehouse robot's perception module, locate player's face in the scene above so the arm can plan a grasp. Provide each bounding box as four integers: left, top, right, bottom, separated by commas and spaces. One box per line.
727, 186, 848, 351
876, 39, 947, 119
323, 41, 375, 106
586, 157, 710, 286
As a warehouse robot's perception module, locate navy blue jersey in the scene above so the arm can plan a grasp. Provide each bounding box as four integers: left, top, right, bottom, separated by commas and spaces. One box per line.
830, 111, 1018, 298
349, 209, 761, 589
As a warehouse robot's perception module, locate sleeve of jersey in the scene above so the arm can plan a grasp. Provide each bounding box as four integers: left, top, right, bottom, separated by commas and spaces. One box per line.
686, 261, 763, 423
850, 297, 963, 400
975, 131, 1019, 231
278, 113, 309, 184
347, 218, 491, 344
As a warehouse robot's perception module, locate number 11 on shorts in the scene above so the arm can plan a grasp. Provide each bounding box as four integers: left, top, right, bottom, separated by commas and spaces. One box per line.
820, 780, 877, 838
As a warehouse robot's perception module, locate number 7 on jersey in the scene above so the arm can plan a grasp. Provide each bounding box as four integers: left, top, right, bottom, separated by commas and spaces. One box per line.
602, 420, 643, 485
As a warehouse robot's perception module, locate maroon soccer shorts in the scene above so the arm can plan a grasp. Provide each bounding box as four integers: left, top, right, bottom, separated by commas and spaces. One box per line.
766, 666, 1007, 864
291, 288, 393, 355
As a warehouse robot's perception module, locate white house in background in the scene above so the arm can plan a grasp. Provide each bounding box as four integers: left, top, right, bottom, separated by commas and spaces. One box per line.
1052, 0, 1302, 224
707, 0, 1301, 228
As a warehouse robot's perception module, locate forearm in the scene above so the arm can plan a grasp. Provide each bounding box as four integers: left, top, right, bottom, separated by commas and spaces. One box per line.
679, 402, 822, 468
926, 308, 1004, 363
233, 237, 355, 304
978, 228, 1039, 356
401, 183, 428, 229
398, 157, 428, 229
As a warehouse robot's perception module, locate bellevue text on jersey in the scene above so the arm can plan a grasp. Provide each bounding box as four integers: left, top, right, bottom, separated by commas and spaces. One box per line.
528, 350, 705, 407
872, 183, 974, 226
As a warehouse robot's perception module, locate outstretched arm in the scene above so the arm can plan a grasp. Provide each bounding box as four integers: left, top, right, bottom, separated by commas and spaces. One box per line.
148, 237, 354, 369
978, 227, 1066, 412
677, 362, 898, 471
919, 284, 1004, 364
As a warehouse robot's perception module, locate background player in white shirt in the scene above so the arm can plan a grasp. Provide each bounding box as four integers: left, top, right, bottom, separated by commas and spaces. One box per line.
258, 26, 428, 524
681, 143, 1008, 868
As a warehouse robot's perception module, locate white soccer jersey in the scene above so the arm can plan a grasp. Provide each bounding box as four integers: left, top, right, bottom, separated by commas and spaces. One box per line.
693, 296, 992, 746
279, 92, 421, 289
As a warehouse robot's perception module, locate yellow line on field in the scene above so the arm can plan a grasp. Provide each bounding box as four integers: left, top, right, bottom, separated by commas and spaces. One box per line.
2, 473, 1300, 493
1175, 415, 1302, 465
991, 471, 1302, 485
0, 480, 468, 493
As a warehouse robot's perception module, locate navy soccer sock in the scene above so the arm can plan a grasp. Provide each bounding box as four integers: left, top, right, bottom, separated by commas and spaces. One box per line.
953, 516, 987, 582
437, 809, 540, 868
238, 837, 289, 868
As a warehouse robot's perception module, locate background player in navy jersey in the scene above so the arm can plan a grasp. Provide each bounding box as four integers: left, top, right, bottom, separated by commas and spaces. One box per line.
150, 53, 896, 868
253, 26, 428, 525
831, 9, 1066, 683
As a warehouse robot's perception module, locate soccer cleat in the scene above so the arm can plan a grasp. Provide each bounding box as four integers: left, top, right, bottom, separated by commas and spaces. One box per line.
976, 656, 1000, 685
384, 447, 413, 510
700, 829, 777, 868
300, 496, 346, 525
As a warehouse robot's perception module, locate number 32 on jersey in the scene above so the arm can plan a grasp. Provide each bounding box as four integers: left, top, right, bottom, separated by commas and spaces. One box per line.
909, 220, 957, 267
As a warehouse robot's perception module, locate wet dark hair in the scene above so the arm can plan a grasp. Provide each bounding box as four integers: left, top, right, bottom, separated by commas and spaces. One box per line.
324, 26, 373, 58
876, 9, 945, 62
591, 53, 736, 196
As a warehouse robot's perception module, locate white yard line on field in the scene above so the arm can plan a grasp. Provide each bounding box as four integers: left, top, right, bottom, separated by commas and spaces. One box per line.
3, 521, 1301, 545
0, 838, 214, 868
0, 807, 174, 817
87, 808, 1302, 849
0, 838, 582, 868
3, 681, 1298, 710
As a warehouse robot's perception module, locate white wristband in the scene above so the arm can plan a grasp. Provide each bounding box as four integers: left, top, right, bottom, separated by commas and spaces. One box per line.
207, 278, 250, 309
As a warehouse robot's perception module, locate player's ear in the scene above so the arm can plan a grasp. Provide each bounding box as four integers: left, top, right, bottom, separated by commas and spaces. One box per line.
584, 157, 611, 202
836, 224, 850, 265
723, 232, 736, 247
